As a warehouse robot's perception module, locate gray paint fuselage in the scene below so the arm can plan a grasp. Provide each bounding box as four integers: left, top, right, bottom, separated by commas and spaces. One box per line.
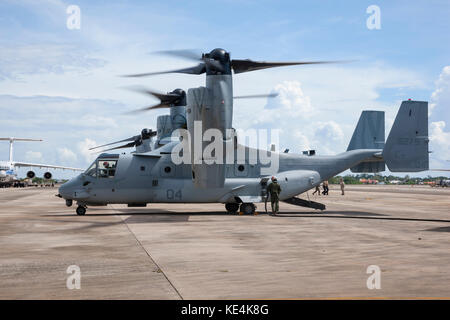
59, 145, 380, 205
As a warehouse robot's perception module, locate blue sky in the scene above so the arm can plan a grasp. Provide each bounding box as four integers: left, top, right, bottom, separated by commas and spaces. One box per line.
0, 0, 449, 178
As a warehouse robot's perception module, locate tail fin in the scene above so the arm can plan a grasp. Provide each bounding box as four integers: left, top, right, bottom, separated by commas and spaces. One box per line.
383, 100, 429, 172
0, 138, 42, 163
347, 111, 385, 172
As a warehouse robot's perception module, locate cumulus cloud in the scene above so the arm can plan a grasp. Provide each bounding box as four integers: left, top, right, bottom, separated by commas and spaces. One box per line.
245, 81, 345, 154
77, 138, 98, 164
430, 66, 450, 121
313, 121, 345, 154
428, 66, 450, 169
265, 81, 314, 116
430, 121, 450, 160
57, 147, 77, 163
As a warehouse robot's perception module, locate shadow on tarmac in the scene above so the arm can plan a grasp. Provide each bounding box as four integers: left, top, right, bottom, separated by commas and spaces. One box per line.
44, 208, 450, 225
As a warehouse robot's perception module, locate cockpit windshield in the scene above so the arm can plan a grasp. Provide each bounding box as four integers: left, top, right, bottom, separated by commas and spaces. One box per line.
85, 161, 97, 177
98, 160, 117, 178
84, 154, 119, 178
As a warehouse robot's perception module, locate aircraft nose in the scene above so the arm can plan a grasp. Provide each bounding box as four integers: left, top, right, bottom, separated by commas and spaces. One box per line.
58, 182, 69, 198
59, 177, 77, 199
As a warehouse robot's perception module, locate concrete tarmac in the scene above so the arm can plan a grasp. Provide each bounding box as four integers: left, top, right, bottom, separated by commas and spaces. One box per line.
0, 185, 449, 299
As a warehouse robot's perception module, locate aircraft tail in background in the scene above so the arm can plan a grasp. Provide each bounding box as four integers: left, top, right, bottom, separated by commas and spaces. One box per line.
347, 110, 385, 173
382, 100, 429, 172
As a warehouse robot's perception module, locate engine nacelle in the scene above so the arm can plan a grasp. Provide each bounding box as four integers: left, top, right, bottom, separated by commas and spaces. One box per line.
43, 172, 52, 180
170, 105, 187, 130
186, 86, 228, 188
157, 115, 172, 141
27, 171, 35, 179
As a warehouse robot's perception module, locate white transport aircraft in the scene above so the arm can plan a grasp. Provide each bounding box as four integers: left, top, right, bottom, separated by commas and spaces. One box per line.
0, 137, 83, 187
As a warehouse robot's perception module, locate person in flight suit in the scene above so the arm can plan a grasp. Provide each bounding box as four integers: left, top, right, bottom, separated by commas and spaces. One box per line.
267, 176, 282, 215
340, 178, 345, 195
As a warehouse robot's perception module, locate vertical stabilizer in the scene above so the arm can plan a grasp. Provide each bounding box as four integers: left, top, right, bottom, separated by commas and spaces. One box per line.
383, 100, 429, 172
0, 138, 42, 163
347, 111, 385, 172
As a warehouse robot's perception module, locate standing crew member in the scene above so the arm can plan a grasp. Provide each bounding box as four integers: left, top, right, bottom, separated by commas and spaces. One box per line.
322, 180, 329, 195
267, 176, 281, 215
340, 178, 345, 195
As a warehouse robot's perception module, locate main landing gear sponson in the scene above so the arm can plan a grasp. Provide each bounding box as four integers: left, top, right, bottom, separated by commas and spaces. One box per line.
76, 205, 86, 216
225, 202, 256, 214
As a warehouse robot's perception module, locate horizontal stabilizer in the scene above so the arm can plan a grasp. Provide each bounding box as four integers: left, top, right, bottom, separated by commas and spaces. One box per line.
0, 138, 42, 142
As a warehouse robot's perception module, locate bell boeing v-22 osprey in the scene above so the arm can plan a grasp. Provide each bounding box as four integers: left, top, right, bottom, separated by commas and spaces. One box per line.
57, 48, 429, 215
0, 138, 83, 187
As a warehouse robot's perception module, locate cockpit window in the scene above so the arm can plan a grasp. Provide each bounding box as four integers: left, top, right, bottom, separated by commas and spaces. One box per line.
98, 159, 117, 178
85, 161, 97, 177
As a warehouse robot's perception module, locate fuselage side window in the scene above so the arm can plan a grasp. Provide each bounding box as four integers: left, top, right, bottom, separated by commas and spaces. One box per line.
98, 159, 117, 178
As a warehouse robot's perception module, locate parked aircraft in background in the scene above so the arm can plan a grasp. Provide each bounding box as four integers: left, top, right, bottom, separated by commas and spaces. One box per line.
0, 138, 83, 187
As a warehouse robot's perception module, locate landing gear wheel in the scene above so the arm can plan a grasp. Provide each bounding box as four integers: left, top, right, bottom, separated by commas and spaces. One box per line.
240, 203, 256, 215
225, 203, 240, 213
76, 206, 86, 216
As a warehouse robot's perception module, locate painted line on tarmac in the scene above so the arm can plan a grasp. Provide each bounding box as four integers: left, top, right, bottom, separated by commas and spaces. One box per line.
110, 204, 184, 300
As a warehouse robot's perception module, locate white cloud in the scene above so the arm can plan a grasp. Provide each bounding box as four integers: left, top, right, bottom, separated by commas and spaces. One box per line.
428, 66, 450, 170
265, 81, 314, 116
239, 80, 346, 155
57, 147, 77, 163
24, 150, 43, 162
430, 66, 450, 120
0, 44, 106, 80
314, 121, 344, 142
293, 131, 311, 151
430, 121, 450, 160
312, 121, 345, 154
77, 138, 98, 164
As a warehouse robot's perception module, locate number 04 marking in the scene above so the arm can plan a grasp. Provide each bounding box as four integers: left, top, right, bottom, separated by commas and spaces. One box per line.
166, 189, 182, 200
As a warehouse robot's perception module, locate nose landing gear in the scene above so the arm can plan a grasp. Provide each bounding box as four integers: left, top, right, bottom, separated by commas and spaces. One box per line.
76, 205, 86, 216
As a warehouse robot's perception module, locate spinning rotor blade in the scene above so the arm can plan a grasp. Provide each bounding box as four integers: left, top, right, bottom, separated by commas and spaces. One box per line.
124, 104, 170, 114
125, 86, 182, 104
97, 141, 137, 153
155, 49, 224, 71
154, 49, 202, 61
121, 48, 353, 77
89, 136, 139, 150
231, 59, 346, 74
234, 93, 279, 99
121, 63, 206, 77
123, 86, 186, 113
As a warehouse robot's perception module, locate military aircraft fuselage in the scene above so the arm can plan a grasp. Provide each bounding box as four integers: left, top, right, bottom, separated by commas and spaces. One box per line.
59, 142, 380, 206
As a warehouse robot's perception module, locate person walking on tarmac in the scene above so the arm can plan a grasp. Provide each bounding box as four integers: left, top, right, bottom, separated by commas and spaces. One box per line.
267, 176, 282, 215
312, 185, 321, 195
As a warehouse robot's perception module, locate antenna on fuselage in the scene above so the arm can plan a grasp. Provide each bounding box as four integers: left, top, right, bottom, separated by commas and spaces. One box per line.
0, 138, 43, 163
